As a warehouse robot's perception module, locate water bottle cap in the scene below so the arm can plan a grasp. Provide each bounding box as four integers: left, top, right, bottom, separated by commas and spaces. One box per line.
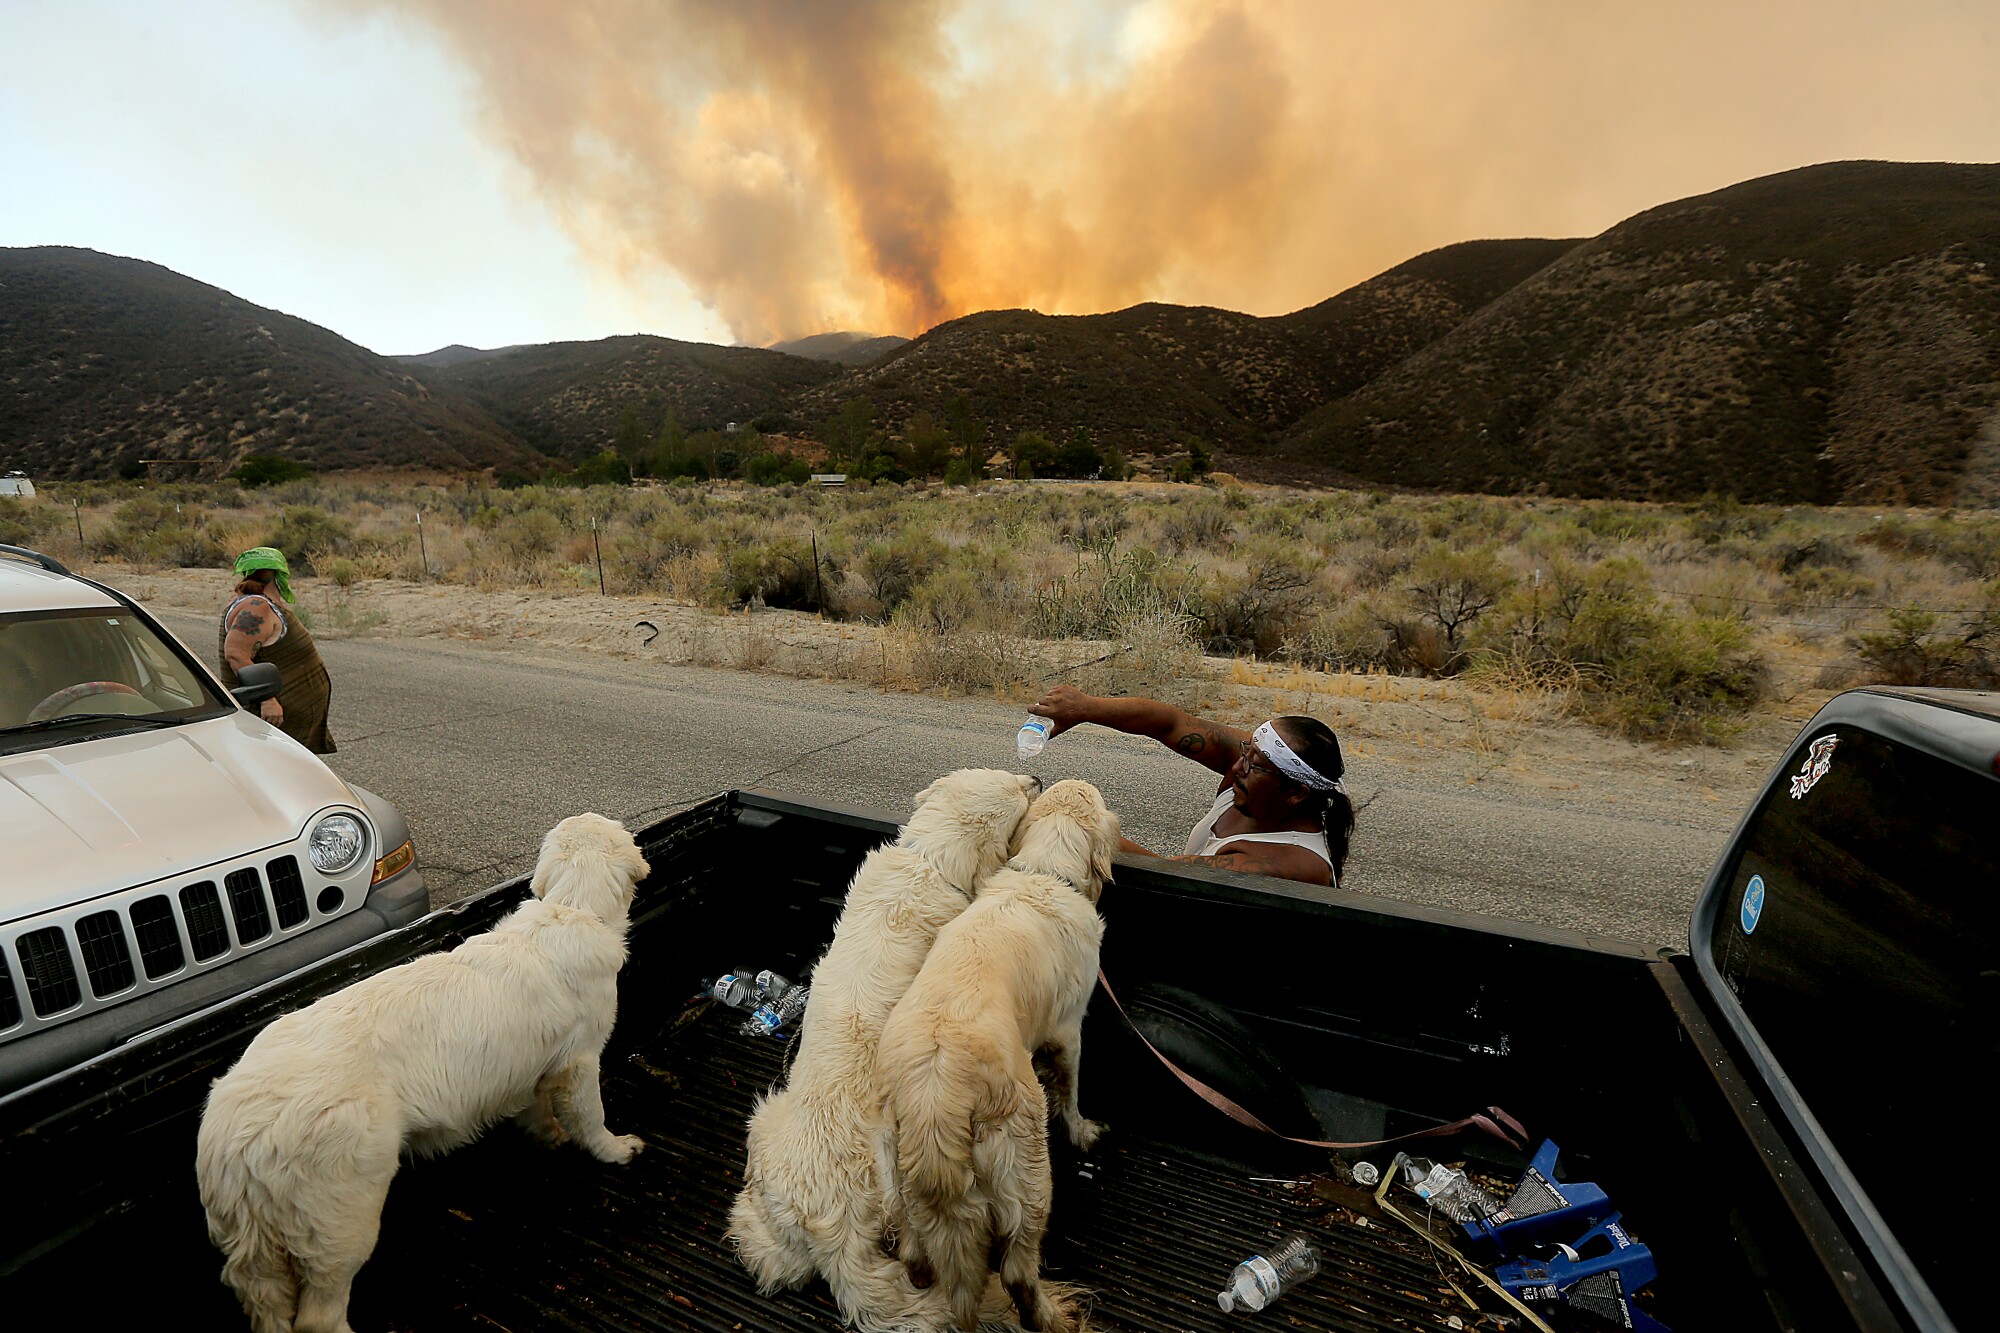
1216, 1290, 1235, 1312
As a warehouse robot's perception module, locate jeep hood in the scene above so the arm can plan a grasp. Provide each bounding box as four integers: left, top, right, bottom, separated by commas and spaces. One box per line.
0, 714, 360, 919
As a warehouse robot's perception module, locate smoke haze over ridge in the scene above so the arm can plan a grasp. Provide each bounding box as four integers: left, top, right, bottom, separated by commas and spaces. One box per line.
334, 0, 2000, 346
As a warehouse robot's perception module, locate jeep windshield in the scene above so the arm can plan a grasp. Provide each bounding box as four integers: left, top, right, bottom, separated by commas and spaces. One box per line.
0, 607, 232, 752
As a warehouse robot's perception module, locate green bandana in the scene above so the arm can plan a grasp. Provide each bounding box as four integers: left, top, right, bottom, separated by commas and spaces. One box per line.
233, 547, 295, 604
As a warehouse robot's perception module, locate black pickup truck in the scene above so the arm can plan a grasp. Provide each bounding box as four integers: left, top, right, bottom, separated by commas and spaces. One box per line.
1, 686, 1991, 1333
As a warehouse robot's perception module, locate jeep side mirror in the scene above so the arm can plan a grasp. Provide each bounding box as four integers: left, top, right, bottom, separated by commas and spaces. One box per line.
231, 661, 283, 707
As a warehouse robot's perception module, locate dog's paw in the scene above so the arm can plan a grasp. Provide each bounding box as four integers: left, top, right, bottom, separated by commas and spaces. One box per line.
594, 1133, 645, 1164
1068, 1117, 1107, 1151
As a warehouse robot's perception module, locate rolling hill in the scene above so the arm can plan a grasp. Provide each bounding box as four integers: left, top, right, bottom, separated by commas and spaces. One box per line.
1281, 161, 2000, 503
0, 248, 538, 478
417, 335, 844, 458
767, 331, 909, 366
790, 238, 1579, 451
9, 161, 1998, 503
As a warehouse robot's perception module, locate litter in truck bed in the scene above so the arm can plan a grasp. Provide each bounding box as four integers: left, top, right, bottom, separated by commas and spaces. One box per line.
345, 1005, 1512, 1332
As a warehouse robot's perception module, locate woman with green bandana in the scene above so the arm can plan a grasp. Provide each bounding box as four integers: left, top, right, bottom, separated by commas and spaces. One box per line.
217, 547, 337, 754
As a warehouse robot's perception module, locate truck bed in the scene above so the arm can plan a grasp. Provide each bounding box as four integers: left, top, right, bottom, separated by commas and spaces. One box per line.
361, 1007, 1477, 1333
2, 789, 1895, 1332
47, 993, 1479, 1333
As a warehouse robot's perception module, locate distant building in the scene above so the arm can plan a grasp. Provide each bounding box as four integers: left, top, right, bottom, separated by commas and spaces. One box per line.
810, 474, 847, 488
0, 471, 34, 498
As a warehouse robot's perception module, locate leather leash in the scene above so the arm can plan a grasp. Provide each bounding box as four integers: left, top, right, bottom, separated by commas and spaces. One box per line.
1096, 968, 1528, 1154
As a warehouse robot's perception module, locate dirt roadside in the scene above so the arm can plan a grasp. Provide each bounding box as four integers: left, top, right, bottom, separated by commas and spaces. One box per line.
116, 563, 1825, 838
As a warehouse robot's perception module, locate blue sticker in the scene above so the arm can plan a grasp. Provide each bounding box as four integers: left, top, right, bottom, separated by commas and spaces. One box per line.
1740, 875, 1765, 935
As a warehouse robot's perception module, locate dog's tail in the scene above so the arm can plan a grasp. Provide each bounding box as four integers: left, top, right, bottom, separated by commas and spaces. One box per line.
196, 1089, 300, 1333
883, 1041, 1029, 1331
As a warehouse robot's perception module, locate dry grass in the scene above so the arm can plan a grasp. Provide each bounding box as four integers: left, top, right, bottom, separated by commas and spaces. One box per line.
16, 475, 1998, 745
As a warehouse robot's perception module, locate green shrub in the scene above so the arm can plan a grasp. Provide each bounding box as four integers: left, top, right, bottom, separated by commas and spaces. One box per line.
857, 530, 947, 618
895, 566, 989, 634
716, 538, 839, 614
491, 510, 563, 559
1401, 543, 1515, 668
1490, 557, 1767, 742
231, 454, 312, 488
266, 506, 355, 571
567, 451, 632, 487
0, 498, 59, 548
1194, 541, 1318, 655
1851, 599, 1999, 687
743, 452, 811, 486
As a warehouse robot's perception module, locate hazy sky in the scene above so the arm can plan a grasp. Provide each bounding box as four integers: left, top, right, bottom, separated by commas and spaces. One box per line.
4, 1, 1997, 355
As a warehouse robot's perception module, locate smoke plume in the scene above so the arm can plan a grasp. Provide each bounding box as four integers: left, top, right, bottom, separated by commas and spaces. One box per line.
330, 0, 2000, 344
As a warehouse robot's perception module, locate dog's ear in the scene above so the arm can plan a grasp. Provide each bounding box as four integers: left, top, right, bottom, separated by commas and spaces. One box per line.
1088, 806, 1121, 898
621, 838, 652, 887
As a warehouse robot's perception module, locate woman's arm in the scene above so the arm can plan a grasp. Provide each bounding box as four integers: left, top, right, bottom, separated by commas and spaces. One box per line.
222, 598, 284, 725
1030, 685, 1248, 777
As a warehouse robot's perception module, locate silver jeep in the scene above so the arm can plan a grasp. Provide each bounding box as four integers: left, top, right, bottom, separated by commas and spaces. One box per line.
0, 544, 427, 1095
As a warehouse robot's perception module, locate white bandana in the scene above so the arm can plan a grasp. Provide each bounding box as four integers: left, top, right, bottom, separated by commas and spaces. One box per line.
1252, 721, 1345, 794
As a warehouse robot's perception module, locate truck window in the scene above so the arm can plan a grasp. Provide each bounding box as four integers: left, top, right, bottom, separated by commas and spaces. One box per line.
1710, 725, 1996, 1323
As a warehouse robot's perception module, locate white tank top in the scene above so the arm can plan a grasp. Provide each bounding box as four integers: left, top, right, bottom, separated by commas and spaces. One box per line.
1185, 790, 1335, 876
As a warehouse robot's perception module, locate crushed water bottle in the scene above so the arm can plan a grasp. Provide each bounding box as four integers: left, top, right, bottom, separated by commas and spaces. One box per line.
1016, 715, 1052, 759
1399, 1156, 1503, 1224
1217, 1233, 1320, 1312
702, 973, 758, 1011
743, 970, 810, 1040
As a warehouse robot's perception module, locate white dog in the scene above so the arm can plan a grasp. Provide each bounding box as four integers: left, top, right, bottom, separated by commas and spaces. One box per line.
728, 768, 1040, 1331
877, 779, 1119, 1333
195, 812, 651, 1333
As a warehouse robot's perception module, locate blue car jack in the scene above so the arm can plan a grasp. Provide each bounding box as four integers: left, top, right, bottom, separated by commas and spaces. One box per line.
1462, 1139, 1612, 1258
1494, 1213, 1671, 1332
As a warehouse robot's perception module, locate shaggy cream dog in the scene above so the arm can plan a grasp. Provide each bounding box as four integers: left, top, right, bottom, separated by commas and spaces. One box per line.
195, 812, 651, 1333
877, 779, 1119, 1333
728, 768, 1040, 1331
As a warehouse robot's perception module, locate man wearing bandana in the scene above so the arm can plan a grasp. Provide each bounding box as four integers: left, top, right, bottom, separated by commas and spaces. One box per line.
218, 546, 337, 755
1028, 685, 1355, 888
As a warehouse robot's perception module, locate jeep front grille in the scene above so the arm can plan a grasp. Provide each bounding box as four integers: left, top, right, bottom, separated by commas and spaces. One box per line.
1, 830, 372, 1044
225, 868, 272, 943
129, 895, 184, 978
179, 881, 230, 962
267, 856, 309, 929
17, 927, 80, 1017
76, 910, 135, 997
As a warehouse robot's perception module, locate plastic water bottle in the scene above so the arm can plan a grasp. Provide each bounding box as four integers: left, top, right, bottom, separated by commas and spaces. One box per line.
1399, 1157, 1502, 1224
1217, 1234, 1320, 1312
744, 971, 810, 1039
1017, 715, 1051, 759
704, 973, 758, 1010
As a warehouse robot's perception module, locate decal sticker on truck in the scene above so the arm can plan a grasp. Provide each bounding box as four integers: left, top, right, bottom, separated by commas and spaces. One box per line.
1788, 734, 1838, 799
1740, 875, 1765, 935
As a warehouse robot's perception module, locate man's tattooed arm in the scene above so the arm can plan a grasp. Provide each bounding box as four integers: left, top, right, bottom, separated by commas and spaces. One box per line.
1170, 722, 1245, 773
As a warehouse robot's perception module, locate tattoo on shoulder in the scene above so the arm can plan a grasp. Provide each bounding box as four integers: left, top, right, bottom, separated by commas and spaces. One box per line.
231, 606, 266, 635
1174, 732, 1207, 757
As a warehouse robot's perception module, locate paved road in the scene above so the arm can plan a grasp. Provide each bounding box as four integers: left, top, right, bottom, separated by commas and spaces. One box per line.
161, 614, 1733, 949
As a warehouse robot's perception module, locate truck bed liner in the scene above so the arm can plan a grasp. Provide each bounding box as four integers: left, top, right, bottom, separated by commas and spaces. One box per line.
348, 1006, 1475, 1333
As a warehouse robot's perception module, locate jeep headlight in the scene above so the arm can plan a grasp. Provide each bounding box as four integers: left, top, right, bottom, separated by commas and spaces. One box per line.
308, 814, 367, 874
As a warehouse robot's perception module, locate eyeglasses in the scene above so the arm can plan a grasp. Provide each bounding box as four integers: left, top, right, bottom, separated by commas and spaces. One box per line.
1240, 749, 1283, 780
